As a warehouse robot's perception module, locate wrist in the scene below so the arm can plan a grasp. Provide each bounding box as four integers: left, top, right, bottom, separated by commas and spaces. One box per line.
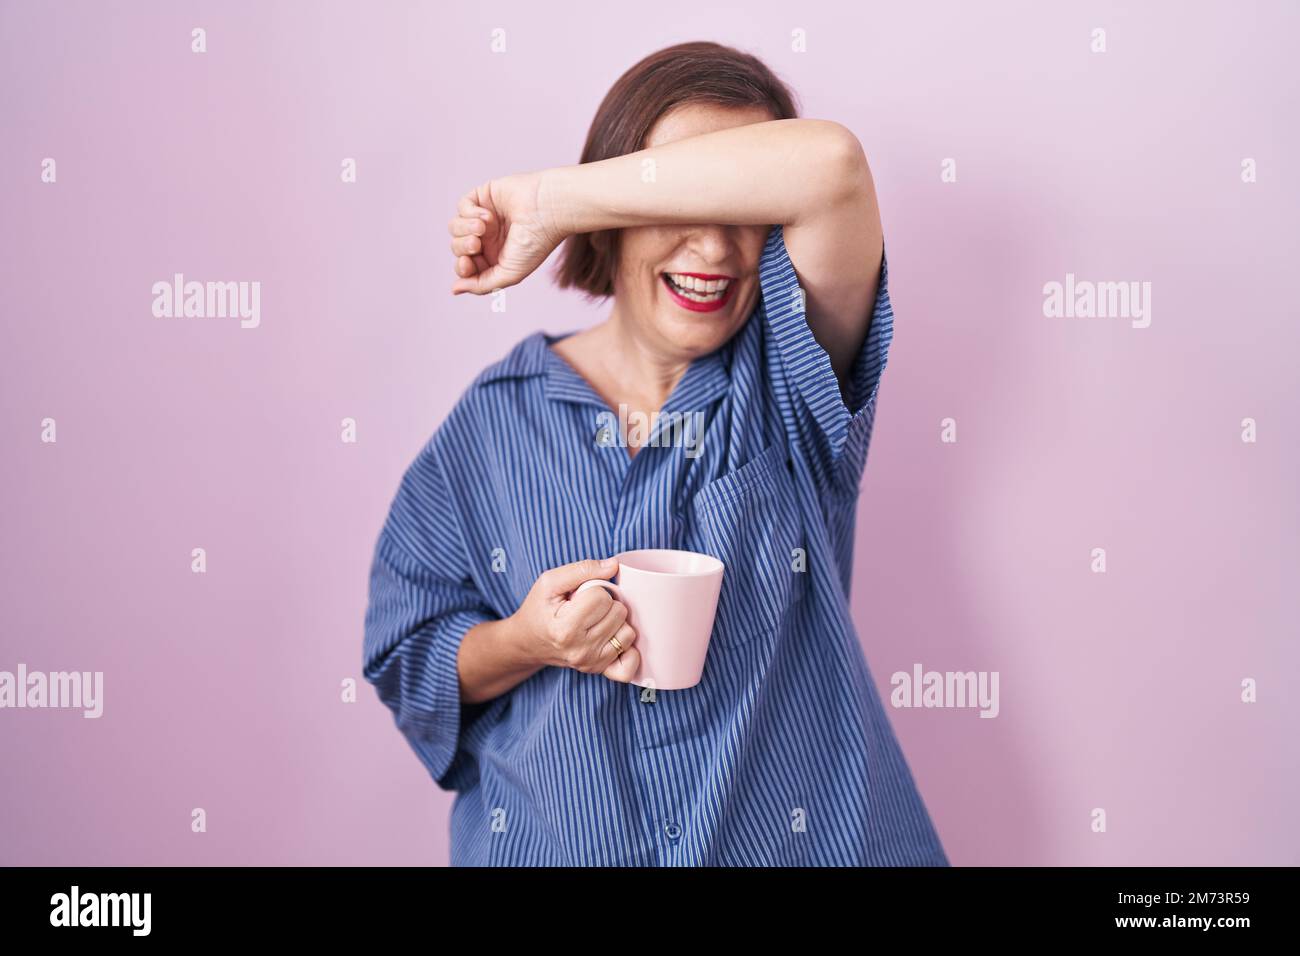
501, 610, 551, 671
537, 164, 589, 240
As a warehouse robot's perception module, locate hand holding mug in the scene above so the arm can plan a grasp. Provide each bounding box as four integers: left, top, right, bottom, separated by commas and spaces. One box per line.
511, 557, 640, 683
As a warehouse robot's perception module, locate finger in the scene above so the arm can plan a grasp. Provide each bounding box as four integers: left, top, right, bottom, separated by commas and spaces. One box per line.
458, 191, 492, 221
452, 266, 506, 295
602, 643, 641, 683
540, 558, 618, 596
454, 264, 509, 293
592, 621, 636, 670
610, 622, 637, 652
450, 254, 501, 294
450, 234, 482, 257
449, 217, 486, 238
560, 587, 612, 629
587, 600, 629, 643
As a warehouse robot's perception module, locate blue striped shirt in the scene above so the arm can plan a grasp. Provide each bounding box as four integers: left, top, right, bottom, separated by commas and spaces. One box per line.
363, 225, 948, 866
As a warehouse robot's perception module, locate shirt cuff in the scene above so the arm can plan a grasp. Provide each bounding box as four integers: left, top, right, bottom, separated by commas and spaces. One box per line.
365, 534, 496, 791
758, 223, 895, 471
420, 607, 495, 789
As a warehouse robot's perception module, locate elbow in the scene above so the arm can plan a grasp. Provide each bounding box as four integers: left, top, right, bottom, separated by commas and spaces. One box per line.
807, 119, 872, 207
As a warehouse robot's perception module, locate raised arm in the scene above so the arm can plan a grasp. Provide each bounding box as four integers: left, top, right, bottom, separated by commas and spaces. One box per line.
448, 118, 882, 383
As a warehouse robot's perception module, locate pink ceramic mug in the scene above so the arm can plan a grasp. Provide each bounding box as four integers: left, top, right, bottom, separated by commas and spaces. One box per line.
574, 548, 725, 690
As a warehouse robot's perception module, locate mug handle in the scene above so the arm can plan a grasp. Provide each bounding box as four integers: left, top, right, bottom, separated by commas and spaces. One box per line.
574, 579, 622, 601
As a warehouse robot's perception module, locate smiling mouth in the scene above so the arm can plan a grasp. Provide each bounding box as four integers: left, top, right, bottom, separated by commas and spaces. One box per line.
661, 272, 736, 313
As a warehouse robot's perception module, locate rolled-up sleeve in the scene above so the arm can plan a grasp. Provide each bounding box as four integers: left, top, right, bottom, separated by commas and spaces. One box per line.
363, 446, 496, 791
758, 223, 895, 497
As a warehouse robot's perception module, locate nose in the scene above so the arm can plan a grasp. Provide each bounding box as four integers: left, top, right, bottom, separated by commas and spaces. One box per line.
680, 224, 738, 266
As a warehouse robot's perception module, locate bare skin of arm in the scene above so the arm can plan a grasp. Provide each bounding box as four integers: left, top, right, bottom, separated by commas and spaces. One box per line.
450, 118, 882, 384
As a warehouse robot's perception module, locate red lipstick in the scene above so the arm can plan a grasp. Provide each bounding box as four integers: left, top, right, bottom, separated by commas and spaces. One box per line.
660, 273, 737, 313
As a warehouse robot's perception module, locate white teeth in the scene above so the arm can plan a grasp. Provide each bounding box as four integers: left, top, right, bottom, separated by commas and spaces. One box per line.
665, 273, 731, 301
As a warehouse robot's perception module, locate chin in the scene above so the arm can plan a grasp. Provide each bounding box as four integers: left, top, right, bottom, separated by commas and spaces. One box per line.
651, 285, 754, 357
656, 311, 743, 357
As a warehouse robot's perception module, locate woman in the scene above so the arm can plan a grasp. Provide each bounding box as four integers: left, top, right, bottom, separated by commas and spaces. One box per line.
364, 41, 948, 866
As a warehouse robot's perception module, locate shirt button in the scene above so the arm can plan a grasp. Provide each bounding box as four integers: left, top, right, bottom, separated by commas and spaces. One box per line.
663, 822, 683, 841
594, 426, 613, 446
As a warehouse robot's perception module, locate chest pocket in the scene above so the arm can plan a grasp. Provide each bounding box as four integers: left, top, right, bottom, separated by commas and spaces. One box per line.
687, 442, 805, 648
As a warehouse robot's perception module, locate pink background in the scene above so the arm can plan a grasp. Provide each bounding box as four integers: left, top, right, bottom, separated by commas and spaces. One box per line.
2, 0, 1296, 866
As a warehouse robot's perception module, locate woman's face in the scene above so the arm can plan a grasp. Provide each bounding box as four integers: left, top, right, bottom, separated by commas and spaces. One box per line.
611, 102, 774, 362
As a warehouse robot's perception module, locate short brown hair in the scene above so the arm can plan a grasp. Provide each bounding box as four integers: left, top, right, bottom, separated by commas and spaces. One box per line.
555, 42, 798, 298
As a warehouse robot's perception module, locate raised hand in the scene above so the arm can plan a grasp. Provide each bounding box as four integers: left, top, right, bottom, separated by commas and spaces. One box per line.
448, 172, 565, 295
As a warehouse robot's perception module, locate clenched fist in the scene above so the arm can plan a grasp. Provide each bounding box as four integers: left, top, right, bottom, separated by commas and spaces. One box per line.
448, 171, 566, 295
